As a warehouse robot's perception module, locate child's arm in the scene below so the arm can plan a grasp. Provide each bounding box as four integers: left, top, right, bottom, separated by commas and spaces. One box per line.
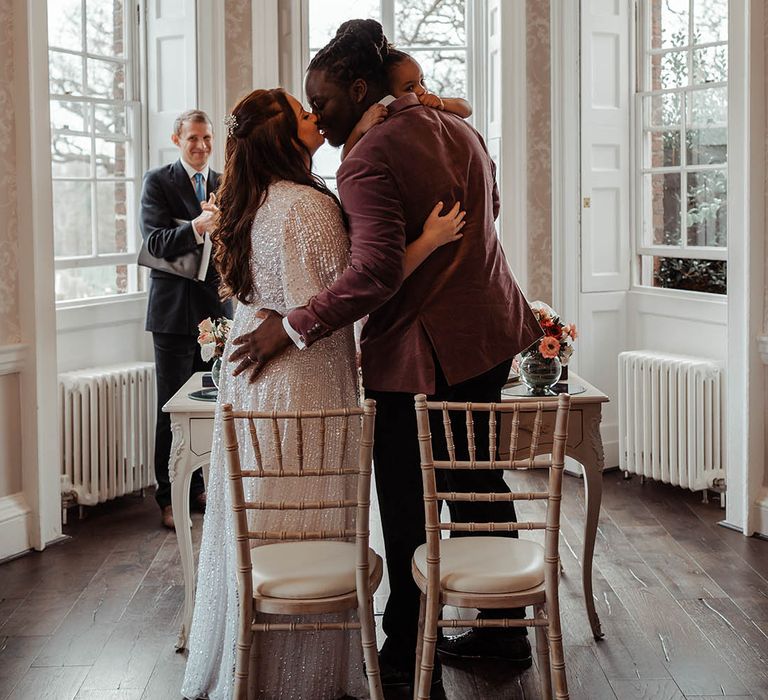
341, 104, 388, 160
403, 201, 466, 279
419, 92, 473, 119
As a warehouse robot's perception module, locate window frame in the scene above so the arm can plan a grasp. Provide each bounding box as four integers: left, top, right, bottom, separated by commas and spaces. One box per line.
48, 0, 146, 306
633, 0, 728, 279
304, 0, 485, 188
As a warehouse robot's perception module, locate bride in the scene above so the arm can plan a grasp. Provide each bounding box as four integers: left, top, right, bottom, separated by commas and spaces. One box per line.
181, 88, 463, 699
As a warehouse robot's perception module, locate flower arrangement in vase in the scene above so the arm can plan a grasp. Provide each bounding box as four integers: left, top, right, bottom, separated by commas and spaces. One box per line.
519, 301, 578, 394
197, 317, 233, 389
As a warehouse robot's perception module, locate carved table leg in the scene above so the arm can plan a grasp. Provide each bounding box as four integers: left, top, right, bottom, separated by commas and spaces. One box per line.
570, 407, 606, 640
169, 419, 195, 651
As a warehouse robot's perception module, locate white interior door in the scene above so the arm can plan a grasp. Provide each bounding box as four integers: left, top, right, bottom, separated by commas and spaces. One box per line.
145, 0, 197, 168
577, 0, 632, 468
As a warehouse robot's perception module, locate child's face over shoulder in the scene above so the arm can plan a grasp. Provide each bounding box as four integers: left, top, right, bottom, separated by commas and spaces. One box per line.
389, 56, 428, 98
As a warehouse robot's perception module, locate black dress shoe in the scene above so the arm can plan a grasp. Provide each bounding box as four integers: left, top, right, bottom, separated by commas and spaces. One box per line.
437, 629, 533, 669
377, 653, 443, 689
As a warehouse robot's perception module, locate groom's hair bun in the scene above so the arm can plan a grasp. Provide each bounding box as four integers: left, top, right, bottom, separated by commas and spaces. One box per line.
308, 18, 390, 89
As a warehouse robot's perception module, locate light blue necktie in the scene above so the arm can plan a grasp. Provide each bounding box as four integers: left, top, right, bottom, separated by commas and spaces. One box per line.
194, 172, 205, 203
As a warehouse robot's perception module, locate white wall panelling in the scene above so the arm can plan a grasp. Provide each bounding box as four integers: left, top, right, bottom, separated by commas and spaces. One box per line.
13, 0, 62, 552
725, 0, 766, 534
253, 0, 280, 89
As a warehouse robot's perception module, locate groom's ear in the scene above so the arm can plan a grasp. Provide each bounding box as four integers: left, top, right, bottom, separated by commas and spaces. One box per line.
349, 78, 368, 104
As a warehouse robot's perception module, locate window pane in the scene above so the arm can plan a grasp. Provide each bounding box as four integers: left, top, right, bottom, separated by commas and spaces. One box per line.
647, 130, 680, 168
86, 0, 125, 57
686, 170, 727, 247
693, 46, 727, 85
689, 86, 727, 128
395, 0, 466, 47
649, 93, 681, 128
650, 256, 726, 294
55, 263, 143, 302
94, 102, 128, 136
95, 139, 127, 177
411, 49, 467, 98
651, 0, 688, 49
48, 0, 82, 51
653, 51, 688, 89
693, 0, 727, 44
96, 182, 129, 254
53, 180, 92, 257
312, 142, 341, 180
87, 58, 125, 99
49, 50, 83, 96
687, 126, 726, 166
51, 135, 91, 177
308, 0, 381, 49
50, 100, 89, 133
645, 173, 681, 245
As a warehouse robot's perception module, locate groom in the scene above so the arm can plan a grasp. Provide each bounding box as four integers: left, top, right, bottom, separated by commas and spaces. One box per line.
231, 20, 541, 690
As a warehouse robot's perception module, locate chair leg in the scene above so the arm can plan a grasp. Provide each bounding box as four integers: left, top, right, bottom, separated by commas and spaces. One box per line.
534, 603, 552, 700
233, 628, 253, 700
547, 597, 570, 700
413, 593, 427, 689
361, 595, 384, 700
414, 595, 439, 700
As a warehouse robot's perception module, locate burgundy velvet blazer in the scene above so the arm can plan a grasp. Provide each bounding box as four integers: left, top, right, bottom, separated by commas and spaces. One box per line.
287, 94, 541, 394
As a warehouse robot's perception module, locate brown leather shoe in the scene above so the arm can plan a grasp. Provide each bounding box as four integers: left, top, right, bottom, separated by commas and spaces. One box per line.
191, 491, 207, 514
161, 505, 175, 530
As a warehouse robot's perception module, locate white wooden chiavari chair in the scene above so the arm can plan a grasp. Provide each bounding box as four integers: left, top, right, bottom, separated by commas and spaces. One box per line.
221, 399, 384, 700
412, 393, 572, 700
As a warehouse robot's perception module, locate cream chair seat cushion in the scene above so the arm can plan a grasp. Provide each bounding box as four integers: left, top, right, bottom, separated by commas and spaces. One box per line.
413, 537, 545, 594
251, 540, 377, 599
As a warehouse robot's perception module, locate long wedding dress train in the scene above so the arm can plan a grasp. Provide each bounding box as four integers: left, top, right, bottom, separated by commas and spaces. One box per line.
181, 181, 368, 700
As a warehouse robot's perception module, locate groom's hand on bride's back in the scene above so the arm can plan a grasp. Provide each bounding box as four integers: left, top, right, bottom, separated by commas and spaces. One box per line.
230, 309, 291, 382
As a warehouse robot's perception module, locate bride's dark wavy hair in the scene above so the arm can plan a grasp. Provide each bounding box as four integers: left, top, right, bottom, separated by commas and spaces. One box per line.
212, 88, 341, 304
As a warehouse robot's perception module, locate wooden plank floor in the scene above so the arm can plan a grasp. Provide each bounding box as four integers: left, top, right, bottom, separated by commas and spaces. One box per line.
1, 473, 766, 699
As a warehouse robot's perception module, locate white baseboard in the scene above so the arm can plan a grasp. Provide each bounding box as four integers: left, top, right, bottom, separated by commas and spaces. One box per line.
0, 492, 32, 560
754, 488, 768, 537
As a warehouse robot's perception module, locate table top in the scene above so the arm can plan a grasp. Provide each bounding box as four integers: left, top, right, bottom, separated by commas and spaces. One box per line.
503, 371, 609, 405
163, 372, 216, 415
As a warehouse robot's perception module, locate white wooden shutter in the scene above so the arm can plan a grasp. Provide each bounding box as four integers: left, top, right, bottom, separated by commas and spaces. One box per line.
145, 0, 197, 168
580, 0, 630, 293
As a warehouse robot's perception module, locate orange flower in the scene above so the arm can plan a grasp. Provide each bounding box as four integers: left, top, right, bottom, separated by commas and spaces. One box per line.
539, 336, 560, 359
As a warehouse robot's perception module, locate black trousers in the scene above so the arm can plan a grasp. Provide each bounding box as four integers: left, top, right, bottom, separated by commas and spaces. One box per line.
152, 332, 210, 509
366, 356, 524, 667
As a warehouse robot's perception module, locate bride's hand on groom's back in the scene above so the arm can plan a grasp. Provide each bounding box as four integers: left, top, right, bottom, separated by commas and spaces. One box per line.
229, 309, 291, 382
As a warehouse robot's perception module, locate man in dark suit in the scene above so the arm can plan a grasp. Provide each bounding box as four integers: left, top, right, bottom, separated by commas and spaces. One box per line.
228, 23, 542, 691
140, 109, 232, 529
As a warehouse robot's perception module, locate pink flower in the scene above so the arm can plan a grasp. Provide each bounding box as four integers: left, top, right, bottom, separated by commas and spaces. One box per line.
198, 318, 214, 333
564, 323, 578, 340
539, 336, 560, 359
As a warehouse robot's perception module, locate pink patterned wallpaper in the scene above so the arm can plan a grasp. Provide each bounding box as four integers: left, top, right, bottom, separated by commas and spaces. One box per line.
225, 0, 253, 110
526, 0, 552, 305
0, 0, 20, 345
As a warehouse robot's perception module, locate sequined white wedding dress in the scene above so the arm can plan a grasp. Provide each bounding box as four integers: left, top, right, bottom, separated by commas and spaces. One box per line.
182, 181, 368, 700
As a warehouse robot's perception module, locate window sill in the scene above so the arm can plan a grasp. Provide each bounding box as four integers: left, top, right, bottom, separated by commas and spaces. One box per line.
56, 293, 147, 333
629, 285, 727, 305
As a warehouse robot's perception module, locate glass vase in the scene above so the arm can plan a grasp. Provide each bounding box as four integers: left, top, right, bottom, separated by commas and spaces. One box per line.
519, 352, 562, 395
211, 357, 222, 390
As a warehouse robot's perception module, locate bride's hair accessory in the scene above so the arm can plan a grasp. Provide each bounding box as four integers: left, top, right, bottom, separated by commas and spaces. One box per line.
224, 113, 238, 137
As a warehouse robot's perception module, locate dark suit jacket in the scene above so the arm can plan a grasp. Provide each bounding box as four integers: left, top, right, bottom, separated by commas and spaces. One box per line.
287, 94, 541, 393
140, 159, 232, 335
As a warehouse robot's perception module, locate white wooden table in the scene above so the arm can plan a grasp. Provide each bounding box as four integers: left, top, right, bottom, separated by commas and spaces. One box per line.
501, 372, 609, 640
163, 372, 215, 650
165, 371, 609, 650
